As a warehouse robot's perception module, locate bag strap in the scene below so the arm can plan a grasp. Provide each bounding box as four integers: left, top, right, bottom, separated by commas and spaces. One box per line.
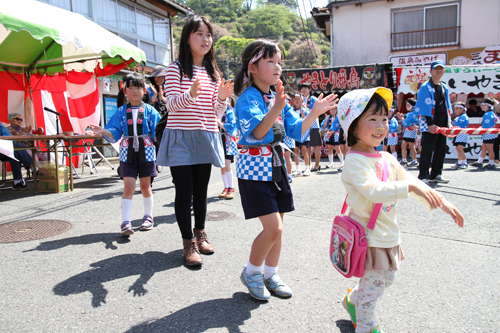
341, 156, 389, 230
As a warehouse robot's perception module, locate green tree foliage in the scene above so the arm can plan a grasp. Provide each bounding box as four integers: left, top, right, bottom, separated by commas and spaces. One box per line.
264, 0, 297, 9
215, 36, 255, 62
241, 4, 294, 40
185, 0, 245, 23
173, 1, 330, 70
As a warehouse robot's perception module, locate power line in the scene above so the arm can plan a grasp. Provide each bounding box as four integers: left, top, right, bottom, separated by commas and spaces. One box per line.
295, 0, 318, 60
303, 0, 320, 54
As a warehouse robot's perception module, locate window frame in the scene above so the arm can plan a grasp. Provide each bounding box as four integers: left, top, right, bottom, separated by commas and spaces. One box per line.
38, 0, 172, 65
391, 2, 461, 51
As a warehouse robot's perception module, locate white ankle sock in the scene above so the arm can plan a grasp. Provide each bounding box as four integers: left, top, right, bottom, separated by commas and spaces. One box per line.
246, 261, 263, 276
338, 152, 344, 164
295, 163, 300, 170
392, 152, 398, 159
478, 157, 484, 163
121, 199, 133, 222
328, 154, 334, 164
304, 165, 310, 171
402, 159, 407, 163
222, 173, 228, 188
263, 265, 278, 279
226, 170, 233, 188
143, 196, 153, 217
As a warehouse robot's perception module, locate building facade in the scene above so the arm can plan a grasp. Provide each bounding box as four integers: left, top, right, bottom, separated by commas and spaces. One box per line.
313, 0, 500, 67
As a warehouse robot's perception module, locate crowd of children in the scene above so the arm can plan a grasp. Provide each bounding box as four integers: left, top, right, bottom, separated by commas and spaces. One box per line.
80, 14, 500, 333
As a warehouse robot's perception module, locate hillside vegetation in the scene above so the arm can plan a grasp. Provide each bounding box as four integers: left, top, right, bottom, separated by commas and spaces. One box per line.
174, 0, 330, 78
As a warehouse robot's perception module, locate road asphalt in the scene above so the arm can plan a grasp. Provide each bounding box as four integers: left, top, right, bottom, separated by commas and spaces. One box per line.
0, 157, 499, 333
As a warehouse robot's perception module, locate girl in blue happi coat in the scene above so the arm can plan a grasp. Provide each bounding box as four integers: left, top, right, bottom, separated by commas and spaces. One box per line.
233, 40, 337, 301
450, 102, 470, 169
217, 96, 238, 199
90, 73, 161, 236
396, 98, 419, 167
382, 107, 399, 160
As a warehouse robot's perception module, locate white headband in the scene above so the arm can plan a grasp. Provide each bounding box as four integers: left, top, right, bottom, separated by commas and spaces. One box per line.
454, 104, 465, 109
481, 102, 493, 108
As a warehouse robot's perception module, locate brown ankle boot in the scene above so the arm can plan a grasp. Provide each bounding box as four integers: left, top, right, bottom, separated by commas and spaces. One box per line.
193, 228, 215, 255
182, 239, 203, 266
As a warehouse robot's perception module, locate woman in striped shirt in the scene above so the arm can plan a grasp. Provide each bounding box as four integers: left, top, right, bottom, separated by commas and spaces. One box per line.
157, 15, 234, 267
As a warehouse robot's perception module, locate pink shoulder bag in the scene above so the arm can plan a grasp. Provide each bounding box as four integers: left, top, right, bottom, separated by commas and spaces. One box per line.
329, 157, 388, 278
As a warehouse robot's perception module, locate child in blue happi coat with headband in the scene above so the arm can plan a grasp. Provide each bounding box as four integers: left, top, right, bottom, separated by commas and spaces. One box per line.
90, 73, 161, 236
233, 39, 337, 301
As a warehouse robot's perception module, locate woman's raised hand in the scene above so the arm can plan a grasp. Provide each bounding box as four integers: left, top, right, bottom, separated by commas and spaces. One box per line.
218, 78, 234, 101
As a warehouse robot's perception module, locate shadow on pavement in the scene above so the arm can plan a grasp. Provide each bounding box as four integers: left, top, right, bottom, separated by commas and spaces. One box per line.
23, 232, 131, 252
53, 250, 183, 307
335, 319, 356, 333
125, 292, 262, 333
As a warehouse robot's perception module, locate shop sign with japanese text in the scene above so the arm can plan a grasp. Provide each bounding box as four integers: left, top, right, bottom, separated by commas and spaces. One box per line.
397, 65, 500, 94
283, 64, 391, 94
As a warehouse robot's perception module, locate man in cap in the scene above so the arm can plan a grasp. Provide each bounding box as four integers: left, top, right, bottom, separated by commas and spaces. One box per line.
414, 60, 452, 184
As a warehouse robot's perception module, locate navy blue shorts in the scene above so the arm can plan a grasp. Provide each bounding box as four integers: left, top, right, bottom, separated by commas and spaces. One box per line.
296, 140, 310, 148
238, 169, 294, 220
120, 152, 157, 179
337, 128, 346, 145
483, 139, 496, 144
402, 137, 415, 143
453, 141, 466, 147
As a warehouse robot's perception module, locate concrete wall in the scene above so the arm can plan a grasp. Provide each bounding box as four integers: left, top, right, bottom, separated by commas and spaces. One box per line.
331, 0, 500, 66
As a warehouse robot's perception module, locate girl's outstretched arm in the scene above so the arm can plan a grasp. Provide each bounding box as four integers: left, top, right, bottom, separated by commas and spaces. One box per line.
440, 199, 464, 227
408, 180, 443, 210
88, 124, 112, 138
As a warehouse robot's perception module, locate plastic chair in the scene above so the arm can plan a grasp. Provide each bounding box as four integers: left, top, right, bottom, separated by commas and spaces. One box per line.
71, 139, 98, 178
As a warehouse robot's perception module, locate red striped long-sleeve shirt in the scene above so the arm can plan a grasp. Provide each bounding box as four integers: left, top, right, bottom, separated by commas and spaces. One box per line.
165, 62, 226, 132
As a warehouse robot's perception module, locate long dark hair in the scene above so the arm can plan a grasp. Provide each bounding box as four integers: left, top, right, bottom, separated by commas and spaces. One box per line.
234, 39, 284, 96
347, 92, 389, 146
178, 15, 220, 82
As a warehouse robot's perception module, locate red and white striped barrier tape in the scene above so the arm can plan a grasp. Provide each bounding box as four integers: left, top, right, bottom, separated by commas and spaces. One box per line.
435, 127, 500, 136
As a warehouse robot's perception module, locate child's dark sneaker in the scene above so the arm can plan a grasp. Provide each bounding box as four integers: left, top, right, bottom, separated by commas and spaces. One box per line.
480, 164, 496, 170
470, 161, 482, 167
12, 182, 29, 191
342, 288, 357, 329
140, 215, 154, 231
120, 221, 134, 236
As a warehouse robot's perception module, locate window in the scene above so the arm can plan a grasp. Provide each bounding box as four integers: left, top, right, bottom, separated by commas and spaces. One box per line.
96, 0, 117, 27
140, 41, 155, 61
154, 16, 170, 44
38, 0, 92, 18
136, 9, 154, 40
392, 3, 460, 51
73, 0, 92, 17
39, 0, 171, 66
117, 1, 136, 33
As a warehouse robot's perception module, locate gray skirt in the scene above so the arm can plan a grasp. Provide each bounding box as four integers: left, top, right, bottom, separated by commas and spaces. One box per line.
156, 128, 224, 168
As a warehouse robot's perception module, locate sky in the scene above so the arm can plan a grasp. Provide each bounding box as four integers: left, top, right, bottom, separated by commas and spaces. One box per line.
296, 0, 329, 17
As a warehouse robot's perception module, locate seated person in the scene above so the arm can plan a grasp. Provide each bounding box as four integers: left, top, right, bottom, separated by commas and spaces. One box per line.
0, 122, 29, 190
7, 113, 47, 165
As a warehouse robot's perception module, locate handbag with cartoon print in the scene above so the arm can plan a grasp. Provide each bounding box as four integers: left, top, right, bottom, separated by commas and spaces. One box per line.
330, 157, 388, 278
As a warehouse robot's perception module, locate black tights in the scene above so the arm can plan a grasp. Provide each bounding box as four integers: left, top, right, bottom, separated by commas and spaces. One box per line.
170, 164, 212, 240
